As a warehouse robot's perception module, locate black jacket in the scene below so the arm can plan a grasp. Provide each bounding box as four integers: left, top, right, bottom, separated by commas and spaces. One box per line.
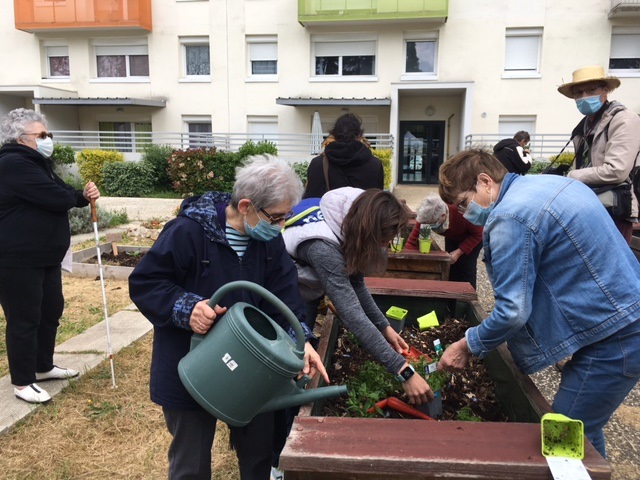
493, 138, 532, 175
303, 140, 384, 198
0, 143, 88, 268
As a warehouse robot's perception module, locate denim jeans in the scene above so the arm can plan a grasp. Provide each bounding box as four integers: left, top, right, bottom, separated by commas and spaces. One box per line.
552, 319, 640, 458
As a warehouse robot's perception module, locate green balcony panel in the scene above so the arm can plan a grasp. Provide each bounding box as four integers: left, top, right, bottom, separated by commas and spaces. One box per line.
298, 0, 448, 25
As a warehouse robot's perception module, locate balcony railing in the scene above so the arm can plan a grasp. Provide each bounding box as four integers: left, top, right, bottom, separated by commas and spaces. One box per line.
50, 130, 394, 161
609, 0, 640, 17
298, 0, 448, 26
465, 133, 574, 161
14, 0, 152, 33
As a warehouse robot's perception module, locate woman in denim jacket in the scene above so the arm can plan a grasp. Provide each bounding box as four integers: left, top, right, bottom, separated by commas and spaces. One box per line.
437, 148, 640, 458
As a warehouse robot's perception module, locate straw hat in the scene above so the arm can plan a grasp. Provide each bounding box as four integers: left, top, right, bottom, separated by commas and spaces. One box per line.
557, 66, 621, 98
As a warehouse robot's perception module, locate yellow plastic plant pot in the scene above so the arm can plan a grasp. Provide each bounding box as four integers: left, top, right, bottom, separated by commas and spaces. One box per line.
385, 306, 408, 333
417, 311, 439, 331
541, 413, 584, 460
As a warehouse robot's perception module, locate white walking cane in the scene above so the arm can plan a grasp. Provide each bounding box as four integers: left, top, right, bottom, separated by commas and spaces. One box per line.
90, 199, 117, 388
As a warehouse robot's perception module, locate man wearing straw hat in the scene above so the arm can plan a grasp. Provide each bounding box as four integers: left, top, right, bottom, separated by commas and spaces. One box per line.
558, 65, 640, 244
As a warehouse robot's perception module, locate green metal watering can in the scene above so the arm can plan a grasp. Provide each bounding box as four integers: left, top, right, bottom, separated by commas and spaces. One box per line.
178, 280, 347, 427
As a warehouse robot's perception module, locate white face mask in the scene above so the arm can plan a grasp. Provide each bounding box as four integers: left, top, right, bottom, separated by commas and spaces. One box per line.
35, 137, 54, 158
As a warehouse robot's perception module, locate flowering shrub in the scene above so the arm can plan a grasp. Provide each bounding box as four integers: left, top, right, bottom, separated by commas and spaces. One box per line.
166, 147, 240, 195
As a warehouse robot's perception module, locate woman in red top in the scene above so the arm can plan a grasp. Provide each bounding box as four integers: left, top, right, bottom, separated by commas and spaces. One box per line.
405, 195, 483, 289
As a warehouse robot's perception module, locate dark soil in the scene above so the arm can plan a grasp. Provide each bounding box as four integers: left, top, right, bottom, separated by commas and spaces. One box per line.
322, 318, 509, 422
84, 252, 146, 268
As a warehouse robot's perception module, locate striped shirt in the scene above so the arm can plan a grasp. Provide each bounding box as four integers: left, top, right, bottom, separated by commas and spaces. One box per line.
226, 223, 250, 257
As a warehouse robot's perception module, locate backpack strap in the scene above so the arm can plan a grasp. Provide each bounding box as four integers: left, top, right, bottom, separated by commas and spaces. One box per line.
322, 155, 331, 192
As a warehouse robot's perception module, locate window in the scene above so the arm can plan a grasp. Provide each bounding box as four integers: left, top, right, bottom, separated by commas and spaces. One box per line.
610, 28, 640, 74
313, 38, 376, 78
247, 116, 278, 146
504, 28, 542, 78
180, 37, 210, 79
45, 45, 70, 78
187, 122, 213, 148
94, 44, 149, 78
405, 40, 436, 73
99, 122, 152, 153
247, 36, 277, 79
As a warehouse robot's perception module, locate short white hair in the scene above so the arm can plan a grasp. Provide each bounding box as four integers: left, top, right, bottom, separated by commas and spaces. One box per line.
416, 195, 447, 224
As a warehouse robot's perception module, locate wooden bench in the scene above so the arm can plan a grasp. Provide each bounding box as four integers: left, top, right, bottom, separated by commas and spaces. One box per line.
384, 249, 451, 281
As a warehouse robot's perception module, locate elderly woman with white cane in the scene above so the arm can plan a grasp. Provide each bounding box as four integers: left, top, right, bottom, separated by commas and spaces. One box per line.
0, 108, 99, 404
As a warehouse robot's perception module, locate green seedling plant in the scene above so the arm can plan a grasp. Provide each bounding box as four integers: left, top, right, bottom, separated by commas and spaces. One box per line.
419, 224, 431, 240
345, 383, 383, 418
456, 406, 482, 422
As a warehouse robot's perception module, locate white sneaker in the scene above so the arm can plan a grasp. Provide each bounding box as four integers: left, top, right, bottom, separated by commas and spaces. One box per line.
36, 365, 79, 381
14, 383, 52, 403
270, 467, 284, 480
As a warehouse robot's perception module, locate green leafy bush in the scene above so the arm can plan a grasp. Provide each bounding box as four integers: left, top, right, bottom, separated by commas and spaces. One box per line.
166, 141, 280, 196
103, 161, 154, 197
167, 147, 239, 195
61, 174, 83, 190
68, 206, 129, 235
76, 149, 124, 189
51, 144, 76, 169
528, 152, 574, 175
292, 161, 309, 186
141, 144, 174, 189
371, 148, 392, 190
236, 140, 278, 160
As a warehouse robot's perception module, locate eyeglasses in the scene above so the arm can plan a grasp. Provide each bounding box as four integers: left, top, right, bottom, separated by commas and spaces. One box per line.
23, 131, 53, 139
455, 186, 475, 214
259, 207, 294, 226
571, 85, 603, 100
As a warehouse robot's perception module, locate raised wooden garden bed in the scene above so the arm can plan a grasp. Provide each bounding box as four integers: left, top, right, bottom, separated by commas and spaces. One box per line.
280, 278, 611, 480
68, 243, 149, 280
385, 248, 451, 281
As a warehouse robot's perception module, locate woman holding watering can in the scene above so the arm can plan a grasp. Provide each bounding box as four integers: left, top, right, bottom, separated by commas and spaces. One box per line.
283, 187, 433, 406
129, 155, 329, 480
0, 108, 99, 404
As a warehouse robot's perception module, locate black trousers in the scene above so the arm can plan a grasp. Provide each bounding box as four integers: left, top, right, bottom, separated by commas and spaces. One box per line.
163, 407, 289, 480
0, 266, 63, 386
445, 239, 483, 290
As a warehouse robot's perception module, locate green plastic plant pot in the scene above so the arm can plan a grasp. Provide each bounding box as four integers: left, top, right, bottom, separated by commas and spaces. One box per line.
386, 306, 408, 333
541, 413, 584, 460
417, 311, 439, 331
390, 238, 404, 253
418, 238, 432, 254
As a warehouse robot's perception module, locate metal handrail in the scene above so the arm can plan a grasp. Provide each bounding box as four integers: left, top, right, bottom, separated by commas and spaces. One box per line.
464, 133, 575, 161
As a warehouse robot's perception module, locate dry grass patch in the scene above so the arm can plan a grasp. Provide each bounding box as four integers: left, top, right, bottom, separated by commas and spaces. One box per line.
0, 334, 240, 479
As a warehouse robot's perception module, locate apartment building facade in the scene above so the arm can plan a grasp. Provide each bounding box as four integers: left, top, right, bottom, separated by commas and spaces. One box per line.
1, 0, 639, 186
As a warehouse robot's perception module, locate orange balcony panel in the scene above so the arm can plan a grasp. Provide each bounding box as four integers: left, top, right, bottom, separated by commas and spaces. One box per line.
14, 0, 152, 32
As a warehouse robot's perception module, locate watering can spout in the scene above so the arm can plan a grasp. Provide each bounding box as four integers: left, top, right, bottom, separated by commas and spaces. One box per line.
258, 376, 348, 414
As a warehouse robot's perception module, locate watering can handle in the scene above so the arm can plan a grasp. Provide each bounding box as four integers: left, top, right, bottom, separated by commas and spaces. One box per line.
207, 280, 306, 353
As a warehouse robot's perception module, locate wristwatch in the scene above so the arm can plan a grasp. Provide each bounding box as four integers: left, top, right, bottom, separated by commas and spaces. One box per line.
394, 364, 415, 382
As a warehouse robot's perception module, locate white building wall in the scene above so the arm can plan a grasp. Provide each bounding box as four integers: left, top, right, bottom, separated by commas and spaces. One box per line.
0, 0, 638, 151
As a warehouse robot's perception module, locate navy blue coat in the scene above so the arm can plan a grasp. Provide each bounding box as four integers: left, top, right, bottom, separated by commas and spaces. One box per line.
129, 192, 311, 409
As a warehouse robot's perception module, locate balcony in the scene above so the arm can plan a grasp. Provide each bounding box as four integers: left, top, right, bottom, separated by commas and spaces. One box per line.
609, 0, 640, 17
14, 0, 152, 33
298, 0, 448, 26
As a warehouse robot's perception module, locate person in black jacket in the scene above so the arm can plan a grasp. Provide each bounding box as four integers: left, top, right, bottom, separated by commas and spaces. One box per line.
492, 131, 533, 175
0, 108, 99, 404
303, 113, 384, 198
129, 155, 328, 480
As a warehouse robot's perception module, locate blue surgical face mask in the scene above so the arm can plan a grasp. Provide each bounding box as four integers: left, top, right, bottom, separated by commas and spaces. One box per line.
575, 95, 603, 116
463, 187, 495, 227
244, 217, 282, 242
35, 137, 54, 158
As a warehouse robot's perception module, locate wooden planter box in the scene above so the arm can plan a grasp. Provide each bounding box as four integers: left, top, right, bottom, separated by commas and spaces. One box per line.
280, 278, 611, 480
385, 248, 451, 281
67, 243, 149, 280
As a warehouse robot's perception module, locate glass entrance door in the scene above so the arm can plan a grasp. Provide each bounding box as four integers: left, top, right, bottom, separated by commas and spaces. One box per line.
398, 121, 445, 184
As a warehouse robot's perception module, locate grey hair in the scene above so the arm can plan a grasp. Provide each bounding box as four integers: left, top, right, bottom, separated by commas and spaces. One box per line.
416, 194, 447, 224
231, 154, 304, 209
0, 108, 47, 144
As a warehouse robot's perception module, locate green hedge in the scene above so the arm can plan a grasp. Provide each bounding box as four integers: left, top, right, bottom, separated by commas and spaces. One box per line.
76, 149, 124, 189
141, 144, 173, 189
103, 162, 154, 197
371, 148, 392, 190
